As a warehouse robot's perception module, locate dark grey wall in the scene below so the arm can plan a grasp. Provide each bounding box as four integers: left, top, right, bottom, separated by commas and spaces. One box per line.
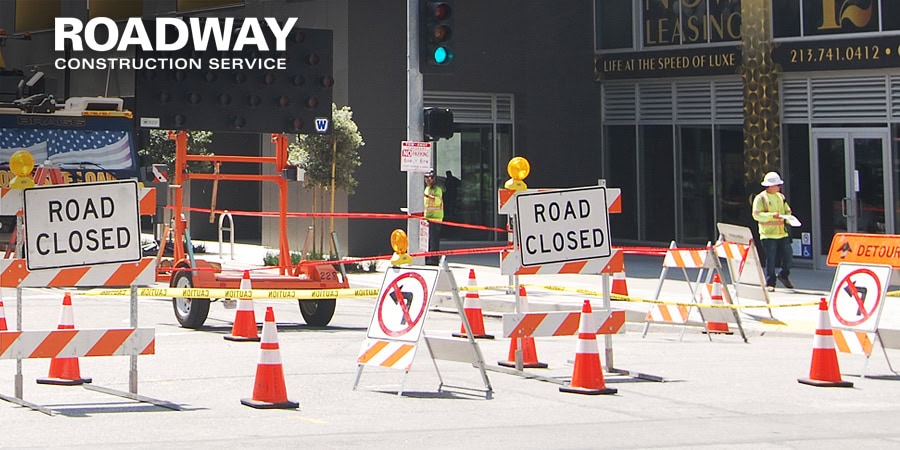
346, 0, 602, 255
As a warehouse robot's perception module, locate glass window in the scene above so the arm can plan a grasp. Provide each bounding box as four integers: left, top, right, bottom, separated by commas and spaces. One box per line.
641, 125, 675, 241
606, 125, 637, 240
680, 126, 714, 244
680, 0, 707, 45
643, 0, 680, 47
785, 124, 812, 246
708, 0, 741, 43
884, 0, 900, 31
596, 0, 633, 50
773, 0, 802, 38
716, 126, 744, 227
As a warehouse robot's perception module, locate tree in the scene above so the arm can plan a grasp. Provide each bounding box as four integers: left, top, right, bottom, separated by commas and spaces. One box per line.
138, 130, 214, 174
289, 104, 364, 255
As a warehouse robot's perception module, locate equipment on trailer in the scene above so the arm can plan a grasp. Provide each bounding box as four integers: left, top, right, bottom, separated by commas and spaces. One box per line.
159, 132, 348, 329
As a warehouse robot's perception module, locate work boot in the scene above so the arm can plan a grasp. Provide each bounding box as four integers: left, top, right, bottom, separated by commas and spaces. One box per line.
777, 274, 794, 289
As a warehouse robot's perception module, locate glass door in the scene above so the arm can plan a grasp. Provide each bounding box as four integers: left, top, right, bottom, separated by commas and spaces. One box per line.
812, 129, 892, 269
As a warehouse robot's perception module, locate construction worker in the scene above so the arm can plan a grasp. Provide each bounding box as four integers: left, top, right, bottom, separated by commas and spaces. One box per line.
423, 168, 444, 265
752, 171, 794, 291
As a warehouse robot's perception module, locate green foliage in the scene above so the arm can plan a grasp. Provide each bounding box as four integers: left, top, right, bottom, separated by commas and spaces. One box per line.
138, 130, 215, 174
288, 104, 364, 194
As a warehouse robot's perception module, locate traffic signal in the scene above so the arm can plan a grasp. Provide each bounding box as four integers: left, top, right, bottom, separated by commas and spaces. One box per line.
420, 1, 454, 73
424, 107, 454, 141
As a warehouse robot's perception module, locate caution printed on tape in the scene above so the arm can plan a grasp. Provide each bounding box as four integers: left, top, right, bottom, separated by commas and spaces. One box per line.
83, 286, 381, 300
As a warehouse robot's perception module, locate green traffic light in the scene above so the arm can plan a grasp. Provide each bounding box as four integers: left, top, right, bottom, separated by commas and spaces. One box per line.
433, 46, 449, 64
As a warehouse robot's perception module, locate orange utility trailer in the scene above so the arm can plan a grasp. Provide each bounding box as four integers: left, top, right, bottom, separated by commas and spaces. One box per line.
160, 132, 348, 329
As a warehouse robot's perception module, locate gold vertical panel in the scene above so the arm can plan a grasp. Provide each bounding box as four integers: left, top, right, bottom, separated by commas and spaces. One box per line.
89, 0, 145, 20
741, 0, 780, 187
15, 0, 60, 32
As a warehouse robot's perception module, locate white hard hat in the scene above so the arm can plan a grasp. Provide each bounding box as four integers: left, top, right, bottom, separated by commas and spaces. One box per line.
761, 171, 784, 187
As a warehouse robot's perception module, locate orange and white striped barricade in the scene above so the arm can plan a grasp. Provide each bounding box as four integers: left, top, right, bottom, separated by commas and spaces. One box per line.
823, 261, 900, 378
715, 223, 773, 319
642, 241, 717, 339
501, 308, 625, 370
353, 263, 492, 398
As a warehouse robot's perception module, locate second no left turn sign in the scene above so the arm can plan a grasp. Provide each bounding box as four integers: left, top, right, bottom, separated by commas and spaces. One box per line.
829, 263, 892, 332
367, 267, 440, 342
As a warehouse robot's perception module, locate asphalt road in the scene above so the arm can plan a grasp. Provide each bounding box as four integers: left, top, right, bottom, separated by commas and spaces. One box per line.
2, 243, 900, 448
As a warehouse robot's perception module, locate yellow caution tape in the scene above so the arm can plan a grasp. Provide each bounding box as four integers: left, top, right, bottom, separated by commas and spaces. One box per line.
449, 283, 820, 310
83, 287, 381, 300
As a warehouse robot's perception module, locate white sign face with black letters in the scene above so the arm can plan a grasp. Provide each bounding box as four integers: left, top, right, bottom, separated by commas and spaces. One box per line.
23, 180, 141, 270
515, 186, 611, 266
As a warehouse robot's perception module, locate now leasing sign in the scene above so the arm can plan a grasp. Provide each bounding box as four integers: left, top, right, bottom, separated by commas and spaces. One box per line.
23, 181, 141, 270
515, 186, 611, 267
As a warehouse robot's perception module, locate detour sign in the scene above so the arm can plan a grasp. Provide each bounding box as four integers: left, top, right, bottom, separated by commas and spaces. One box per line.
827, 233, 900, 268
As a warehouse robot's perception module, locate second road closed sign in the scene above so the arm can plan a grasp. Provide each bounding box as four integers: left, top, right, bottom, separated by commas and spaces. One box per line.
515, 186, 611, 267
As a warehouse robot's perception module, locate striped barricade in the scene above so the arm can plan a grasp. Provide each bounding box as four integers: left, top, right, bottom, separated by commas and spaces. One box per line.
500, 248, 623, 276
0, 186, 155, 216
832, 329, 875, 357
499, 187, 621, 216
0, 328, 155, 359
0, 257, 156, 288
503, 309, 625, 338
642, 243, 716, 338
356, 339, 417, 371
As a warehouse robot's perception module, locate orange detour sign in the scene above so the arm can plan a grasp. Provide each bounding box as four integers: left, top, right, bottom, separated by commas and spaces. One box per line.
827, 233, 900, 268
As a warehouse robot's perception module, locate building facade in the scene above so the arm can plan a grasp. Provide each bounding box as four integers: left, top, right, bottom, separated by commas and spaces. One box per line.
596, 0, 900, 269
4, 0, 895, 269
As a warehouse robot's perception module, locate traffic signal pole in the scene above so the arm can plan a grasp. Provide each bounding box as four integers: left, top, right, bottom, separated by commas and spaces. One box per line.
407, 0, 425, 261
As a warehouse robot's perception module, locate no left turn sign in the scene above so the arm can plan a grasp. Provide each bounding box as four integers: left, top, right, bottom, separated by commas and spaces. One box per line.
829, 263, 892, 332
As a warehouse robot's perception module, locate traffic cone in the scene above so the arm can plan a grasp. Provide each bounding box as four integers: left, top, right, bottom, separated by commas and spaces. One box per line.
37, 293, 92, 386
611, 267, 628, 297
241, 306, 299, 409
225, 271, 260, 342
798, 298, 853, 388
452, 269, 494, 339
560, 300, 617, 395
0, 297, 7, 331
499, 286, 547, 369
702, 273, 733, 335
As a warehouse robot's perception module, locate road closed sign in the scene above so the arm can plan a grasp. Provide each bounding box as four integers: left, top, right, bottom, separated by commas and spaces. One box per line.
23, 180, 141, 270
515, 186, 611, 267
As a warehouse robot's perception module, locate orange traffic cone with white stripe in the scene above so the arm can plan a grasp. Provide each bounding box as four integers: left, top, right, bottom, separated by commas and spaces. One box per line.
560, 300, 617, 395
452, 269, 494, 339
612, 267, 628, 297
225, 271, 260, 342
241, 306, 299, 409
499, 286, 547, 369
0, 297, 7, 331
37, 292, 92, 386
702, 273, 733, 335
798, 298, 853, 388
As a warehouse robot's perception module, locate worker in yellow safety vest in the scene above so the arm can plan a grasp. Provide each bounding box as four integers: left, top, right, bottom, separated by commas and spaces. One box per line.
752, 171, 794, 291
423, 168, 444, 265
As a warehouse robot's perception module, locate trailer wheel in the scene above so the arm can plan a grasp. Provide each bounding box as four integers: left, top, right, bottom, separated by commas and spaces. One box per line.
298, 299, 335, 327
172, 271, 210, 329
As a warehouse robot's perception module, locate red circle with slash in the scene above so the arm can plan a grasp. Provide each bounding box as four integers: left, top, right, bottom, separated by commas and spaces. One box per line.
831, 268, 882, 327
376, 272, 429, 337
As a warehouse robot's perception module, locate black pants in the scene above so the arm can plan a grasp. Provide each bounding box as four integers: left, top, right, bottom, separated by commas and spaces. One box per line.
426, 221, 441, 265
